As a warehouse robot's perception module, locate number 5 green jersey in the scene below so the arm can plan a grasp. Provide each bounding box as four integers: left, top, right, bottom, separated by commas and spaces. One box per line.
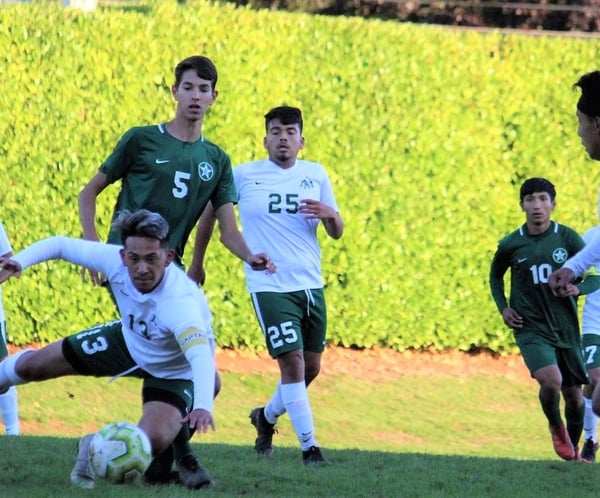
100, 124, 236, 266
490, 221, 600, 347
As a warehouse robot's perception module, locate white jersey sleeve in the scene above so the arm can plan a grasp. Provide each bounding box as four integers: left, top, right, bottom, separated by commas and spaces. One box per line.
563, 229, 600, 277
582, 226, 600, 335
12, 236, 122, 278
0, 222, 12, 324
0, 223, 12, 258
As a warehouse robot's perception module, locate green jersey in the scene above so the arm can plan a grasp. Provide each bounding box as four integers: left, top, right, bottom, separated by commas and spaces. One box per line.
490, 221, 597, 347
100, 124, 236, 265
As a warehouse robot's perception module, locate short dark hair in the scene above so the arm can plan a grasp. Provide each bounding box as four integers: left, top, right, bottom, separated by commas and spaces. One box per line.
264, 106, 303, 133
520, 177, 556, 203
574, 71, 600, 118
112, 209, 170, 247
174, 55, 218, 89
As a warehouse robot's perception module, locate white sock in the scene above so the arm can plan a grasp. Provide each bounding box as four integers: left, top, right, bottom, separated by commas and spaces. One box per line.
584, 396, 598, 443
0, 349, 32, 390
0, 386, 19, 435
264, 381, 286, 424
281, 381, 318, 451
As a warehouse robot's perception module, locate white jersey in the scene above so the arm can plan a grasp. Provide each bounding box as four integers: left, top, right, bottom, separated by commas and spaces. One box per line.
234, 158, 339, 293
582, 225, 600, 336
0, 222, 12, 324
12, 236, 216, 411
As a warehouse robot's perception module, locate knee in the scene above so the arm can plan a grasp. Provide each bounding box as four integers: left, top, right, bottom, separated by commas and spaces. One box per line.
13, 350, 40, 381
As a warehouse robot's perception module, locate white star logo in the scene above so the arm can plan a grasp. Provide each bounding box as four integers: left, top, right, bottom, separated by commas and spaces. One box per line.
552, 248, 568, 264
198, 162, 214, 181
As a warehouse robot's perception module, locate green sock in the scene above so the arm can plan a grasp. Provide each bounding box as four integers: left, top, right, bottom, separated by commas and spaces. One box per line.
539, 390, 562, 428
172, 424, 192, 461
565, 401, 584, 447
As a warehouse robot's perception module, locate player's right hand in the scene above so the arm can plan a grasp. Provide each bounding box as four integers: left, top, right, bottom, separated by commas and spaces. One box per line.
183, 408, 215, 434
501, 307, 523, 329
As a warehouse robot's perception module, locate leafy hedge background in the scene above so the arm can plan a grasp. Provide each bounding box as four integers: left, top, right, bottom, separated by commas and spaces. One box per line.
1, 0, 600, 353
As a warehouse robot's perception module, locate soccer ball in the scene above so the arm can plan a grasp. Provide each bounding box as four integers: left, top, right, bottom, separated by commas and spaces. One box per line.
88, 421, 152, 484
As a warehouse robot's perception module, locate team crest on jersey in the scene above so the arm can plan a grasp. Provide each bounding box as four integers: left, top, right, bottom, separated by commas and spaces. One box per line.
300, 177, 314, 189
198, 162, 214, 181
552, 247, 568, 264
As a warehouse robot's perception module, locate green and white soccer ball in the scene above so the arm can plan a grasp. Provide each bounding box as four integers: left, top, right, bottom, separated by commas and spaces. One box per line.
88, 421, 152, 484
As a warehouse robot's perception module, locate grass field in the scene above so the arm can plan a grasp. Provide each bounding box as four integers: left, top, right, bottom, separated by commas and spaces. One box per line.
0, 349, 597, 497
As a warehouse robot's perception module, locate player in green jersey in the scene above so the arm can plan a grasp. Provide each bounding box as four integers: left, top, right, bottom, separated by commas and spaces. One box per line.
490, 177, 600, 461
79, 55, 271, 280
76, 55, 274, 489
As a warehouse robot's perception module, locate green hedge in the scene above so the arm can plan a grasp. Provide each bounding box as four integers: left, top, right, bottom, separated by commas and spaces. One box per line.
1, 1, 600, 353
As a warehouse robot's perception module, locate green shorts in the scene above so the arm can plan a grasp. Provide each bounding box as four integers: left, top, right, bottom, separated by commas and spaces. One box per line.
250, 288, 327, 358
516, 332, 588, 386
582, 334, 600, 372
0, 320, 7, 357
63, 320, 193, 416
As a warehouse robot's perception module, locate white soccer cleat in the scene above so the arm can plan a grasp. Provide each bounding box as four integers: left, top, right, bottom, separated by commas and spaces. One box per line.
70, 434, 96, 489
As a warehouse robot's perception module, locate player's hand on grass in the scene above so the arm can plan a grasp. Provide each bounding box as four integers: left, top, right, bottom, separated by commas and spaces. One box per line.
0, 258, 22, 283
501, 307, 523, 329
183, 409, 215, 434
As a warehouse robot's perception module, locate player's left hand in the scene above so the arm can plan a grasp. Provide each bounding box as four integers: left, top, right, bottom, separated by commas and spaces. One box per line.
299, 198, 336, 220
183, 408, 215, 433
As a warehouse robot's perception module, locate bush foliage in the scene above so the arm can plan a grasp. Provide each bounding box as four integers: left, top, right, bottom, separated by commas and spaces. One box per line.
1, 0, 600, 353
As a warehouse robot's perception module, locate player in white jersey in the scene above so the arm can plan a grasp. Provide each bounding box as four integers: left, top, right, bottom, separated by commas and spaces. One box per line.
547, 72, 600, 460
0, 210, 217, 488
580, 224, 600, 462
0, 222, 19, 435
194, 106, 344, 465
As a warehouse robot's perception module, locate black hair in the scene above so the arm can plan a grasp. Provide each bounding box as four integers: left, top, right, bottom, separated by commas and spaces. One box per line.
174, 55, 218, 89
574, 71, 600, 118
264, 106, 303, 133
519, 177, 556, 203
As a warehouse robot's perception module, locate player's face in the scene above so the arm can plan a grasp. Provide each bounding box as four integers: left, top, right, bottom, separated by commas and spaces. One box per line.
120, 237, 174, 293
520, 192, 555, 230
577, 110, 600, 161
172, 69, 217, 122
264, 119, 304, 168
